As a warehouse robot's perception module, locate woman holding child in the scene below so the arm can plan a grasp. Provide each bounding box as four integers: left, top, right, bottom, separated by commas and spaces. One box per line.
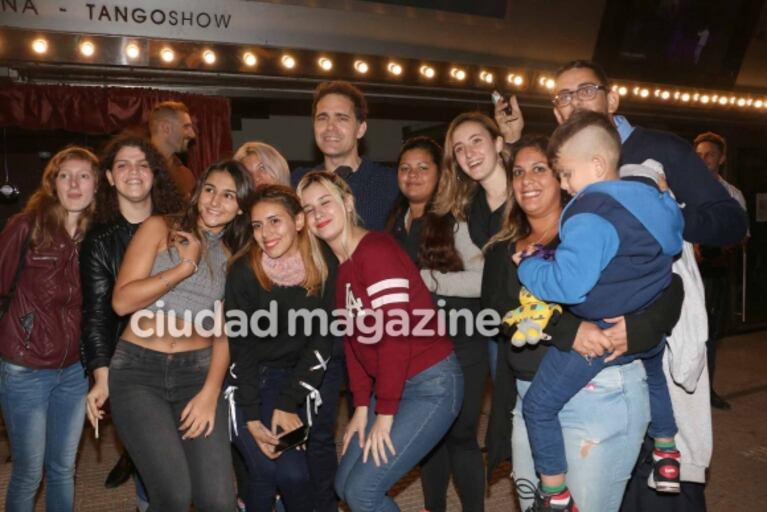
483, 134, 684, 512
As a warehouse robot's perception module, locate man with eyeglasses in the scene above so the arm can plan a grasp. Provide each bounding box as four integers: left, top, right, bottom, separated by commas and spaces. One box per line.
497, 60, 747, 512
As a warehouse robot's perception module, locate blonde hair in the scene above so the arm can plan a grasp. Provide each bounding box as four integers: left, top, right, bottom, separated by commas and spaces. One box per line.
296, 171, 361, 267
24, 146, 100, 248
233, 141, 291, 187
433, 112, 511, 222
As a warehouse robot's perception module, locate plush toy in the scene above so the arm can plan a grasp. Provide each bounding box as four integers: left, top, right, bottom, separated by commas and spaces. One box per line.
503, 287, 563, 347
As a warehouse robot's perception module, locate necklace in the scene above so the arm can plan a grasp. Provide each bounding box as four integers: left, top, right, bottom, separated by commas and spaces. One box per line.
530, 220, 558, 246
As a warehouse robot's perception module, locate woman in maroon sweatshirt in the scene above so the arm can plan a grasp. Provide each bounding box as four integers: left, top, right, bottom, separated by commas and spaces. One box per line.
297, 171, 463, 512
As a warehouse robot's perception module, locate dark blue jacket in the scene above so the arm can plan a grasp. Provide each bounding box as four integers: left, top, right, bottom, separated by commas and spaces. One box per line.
622, 126, 747, 246
291, 158, 399, 231
518, 179, 684, 320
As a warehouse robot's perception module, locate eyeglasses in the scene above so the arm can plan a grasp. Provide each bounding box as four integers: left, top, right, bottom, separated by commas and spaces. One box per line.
552, 84, 607, 107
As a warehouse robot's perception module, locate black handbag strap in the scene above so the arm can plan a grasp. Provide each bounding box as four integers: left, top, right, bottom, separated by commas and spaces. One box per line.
0, 232, 31, 317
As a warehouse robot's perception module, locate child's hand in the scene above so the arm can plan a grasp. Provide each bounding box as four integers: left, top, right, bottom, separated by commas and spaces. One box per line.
657, 175, 669, 192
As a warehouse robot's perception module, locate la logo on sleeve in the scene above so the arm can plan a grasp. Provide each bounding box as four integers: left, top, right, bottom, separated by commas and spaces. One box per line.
345, 283, 365, 317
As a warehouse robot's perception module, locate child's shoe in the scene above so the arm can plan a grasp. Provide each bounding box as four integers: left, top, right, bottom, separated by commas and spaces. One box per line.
526, 485, 579, 511
648, 447, 681, 493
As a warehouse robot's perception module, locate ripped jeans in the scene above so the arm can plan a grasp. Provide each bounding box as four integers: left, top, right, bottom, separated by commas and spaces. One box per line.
512, 361, 650, 512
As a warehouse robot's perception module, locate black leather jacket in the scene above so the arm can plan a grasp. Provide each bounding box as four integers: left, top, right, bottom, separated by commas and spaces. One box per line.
79, 216, 140, 373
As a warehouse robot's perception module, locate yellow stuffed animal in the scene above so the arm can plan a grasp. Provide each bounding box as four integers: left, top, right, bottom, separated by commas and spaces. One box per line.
503, 287, 563, 347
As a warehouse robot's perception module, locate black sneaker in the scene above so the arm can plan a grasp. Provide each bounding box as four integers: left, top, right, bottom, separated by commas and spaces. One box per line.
526, 486, 579, 512
648, 448, 681, 493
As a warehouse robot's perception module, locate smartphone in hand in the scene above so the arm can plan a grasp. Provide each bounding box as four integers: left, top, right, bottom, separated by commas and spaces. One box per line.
492, 90, 513, 115
275, 425, 310, 453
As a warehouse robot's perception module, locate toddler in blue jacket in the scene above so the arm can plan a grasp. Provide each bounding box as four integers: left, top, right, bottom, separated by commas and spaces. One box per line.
514, 110, 684, 511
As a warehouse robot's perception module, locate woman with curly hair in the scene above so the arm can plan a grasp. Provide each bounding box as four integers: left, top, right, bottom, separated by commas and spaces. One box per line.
79, 135, 186, 508
108, 160, 251, 510
0, 145, 99, 511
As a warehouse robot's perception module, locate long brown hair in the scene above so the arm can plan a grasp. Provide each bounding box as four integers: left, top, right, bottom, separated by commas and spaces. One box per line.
170, 160, 252, 257
242, 185, 324, 295
486, 135, 569, 249
434, 111, 511, 221
385, 136, 463, 272
23, 146, 99, 248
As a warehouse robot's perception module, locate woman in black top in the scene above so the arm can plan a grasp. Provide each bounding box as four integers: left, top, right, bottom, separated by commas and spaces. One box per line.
225, 184, 335, 512
483, 136, 684, 511
386, 137, 487, 511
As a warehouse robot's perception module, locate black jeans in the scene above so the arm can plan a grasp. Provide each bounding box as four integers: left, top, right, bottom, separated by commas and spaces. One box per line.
232, 367, 313, 512
420, 342, 488, 512
307, 338, 345, 512
109, 341, 235, 512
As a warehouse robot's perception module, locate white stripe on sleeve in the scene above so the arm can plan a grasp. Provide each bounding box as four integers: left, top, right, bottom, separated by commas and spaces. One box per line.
370, 293, 410, 309
366, 278, 409, 296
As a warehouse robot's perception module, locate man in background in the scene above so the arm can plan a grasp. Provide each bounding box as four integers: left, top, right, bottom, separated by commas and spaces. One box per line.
149, 101, 197, 197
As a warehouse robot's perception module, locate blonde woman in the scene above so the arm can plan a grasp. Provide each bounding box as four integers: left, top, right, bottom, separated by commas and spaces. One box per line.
297, 171, 462, 512
234, 141, 291, 188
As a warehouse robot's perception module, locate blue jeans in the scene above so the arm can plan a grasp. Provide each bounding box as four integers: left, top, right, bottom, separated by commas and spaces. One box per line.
513, 362, 651, 512
487, 339, 498, 382
335, 353, 463, 512
523, 341, 675, 477
232, 367, 313, 512
0, 360, 87, 512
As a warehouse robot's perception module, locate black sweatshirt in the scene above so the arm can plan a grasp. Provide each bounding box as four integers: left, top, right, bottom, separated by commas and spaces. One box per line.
225, 256, 335, 422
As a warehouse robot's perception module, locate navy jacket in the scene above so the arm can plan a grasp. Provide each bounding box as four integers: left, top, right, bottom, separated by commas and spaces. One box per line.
292, 158, 399, 231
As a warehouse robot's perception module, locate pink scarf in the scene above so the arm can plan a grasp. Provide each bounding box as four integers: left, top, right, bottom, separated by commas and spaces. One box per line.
261, 251, 306, 287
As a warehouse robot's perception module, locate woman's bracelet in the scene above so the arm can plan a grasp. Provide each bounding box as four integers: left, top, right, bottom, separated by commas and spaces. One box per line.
158, 273, 173, 291
181, 258, 198, 273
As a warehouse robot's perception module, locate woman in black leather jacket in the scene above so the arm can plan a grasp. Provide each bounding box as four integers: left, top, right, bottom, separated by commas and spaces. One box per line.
79, 135, 184, 505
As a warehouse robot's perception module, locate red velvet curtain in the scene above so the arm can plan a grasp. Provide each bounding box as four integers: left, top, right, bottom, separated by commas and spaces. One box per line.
0, 83, 232, 176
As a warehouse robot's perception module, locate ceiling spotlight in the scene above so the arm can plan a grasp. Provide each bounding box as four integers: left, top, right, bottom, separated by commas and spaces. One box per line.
160, 47, 175, 63
202, 50, 216, 65
508, 73, 517, 84
281, 54, 296, 69
544, 78, 555, 89
712, 94, 719, 102
681, 93, 690, 102
654, 89, 661, 97
125, 43, 140, 60
737, 98, 746, 107
79, 41, 95, 57
700, 95, 710, 104
512, 75, 524, 86
746, 98, 753, 106
479, 71, 494, 84
539, 76, 547, 86
419, 65, 435, 79
318, 57, 333, 71
387, 62, 403, 76
243, 52, 257, 67
660, 90, 670, 100
31, 38, 47, 54
633, 86, 640, 95
354, 60, 369, 74
719, 97, 728, 106
755, 100, 764, 109
729, 96, 736, 104
618, 86, 628, 96
450, 67, 466, 81
640, 88, 650, 98
693, 93, 700, 101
